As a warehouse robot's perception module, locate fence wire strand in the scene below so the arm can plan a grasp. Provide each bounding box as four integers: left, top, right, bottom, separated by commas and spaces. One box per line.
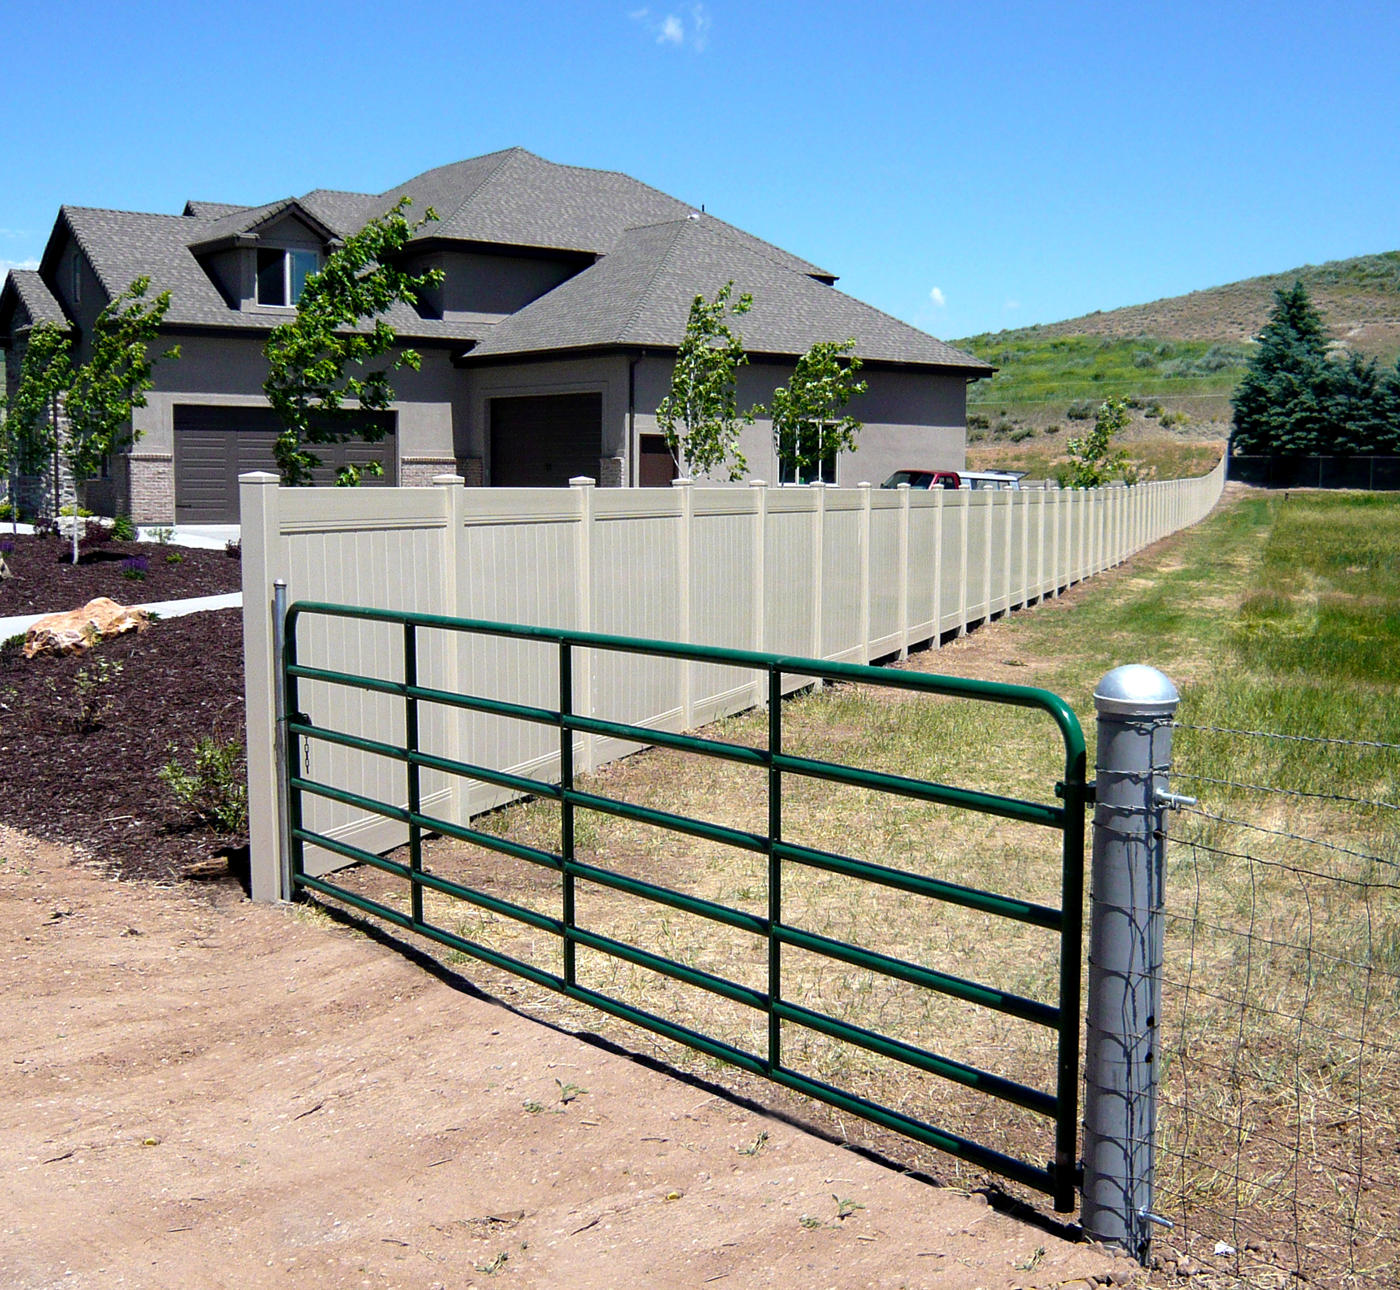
1156, 723, 1399, 1289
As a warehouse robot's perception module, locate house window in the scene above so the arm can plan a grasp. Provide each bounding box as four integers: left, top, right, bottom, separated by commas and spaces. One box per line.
777, 427, 838, 485
71, 254, 81, 305
256, 248, 320, 306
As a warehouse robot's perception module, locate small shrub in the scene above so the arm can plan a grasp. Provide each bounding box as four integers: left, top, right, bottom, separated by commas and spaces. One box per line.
159, 737, 249, 834
968, 430, 987, 443
1045, 423, 1061, 435
78, 519, 113, 553
1132, 350, 1156, 369
46, 657, 125, 733
152, 527, 174, 545
58, 504, 95, 518
224, 538, 241, 559
1160, 409, 1191, 428
1144, 399, 1165, 418
967, 413, 991, 430
165, 551, 184, 565
1067, 399, 1095, 421
120, 556, 149, 581
1009, 426, 1036, 443
0, 502, 13, 522
111, 514, 138, 542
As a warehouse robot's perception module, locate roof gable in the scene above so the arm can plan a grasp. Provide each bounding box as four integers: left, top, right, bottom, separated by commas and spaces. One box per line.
1, 269, 71, 337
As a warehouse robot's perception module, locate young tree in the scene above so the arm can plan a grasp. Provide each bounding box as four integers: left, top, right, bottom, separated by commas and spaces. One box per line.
1062, 396, 1135, 487
655, 282, 757, 480
0, 323, 72, 530
64, 278, 178, 563
769, 339, 867, 484
263, 198, 443, 487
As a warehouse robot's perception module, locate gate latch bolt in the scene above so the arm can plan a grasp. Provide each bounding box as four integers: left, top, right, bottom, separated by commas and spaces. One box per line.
1153, 789, 1196, 810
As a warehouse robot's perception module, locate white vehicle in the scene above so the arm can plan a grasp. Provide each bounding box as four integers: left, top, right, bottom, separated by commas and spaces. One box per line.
959, 470, 1026, 491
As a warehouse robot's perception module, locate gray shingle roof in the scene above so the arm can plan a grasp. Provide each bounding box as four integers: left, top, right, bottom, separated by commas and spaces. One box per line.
182, 201, 253, 219
2, 269, 71, 332
467, 215, 992, 371
21, 150, 973, 368
54, 206, 488, 342
388, 148, 832, 278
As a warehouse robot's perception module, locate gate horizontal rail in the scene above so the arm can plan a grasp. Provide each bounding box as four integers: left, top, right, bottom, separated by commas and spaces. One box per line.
281, 600, 1089, 1210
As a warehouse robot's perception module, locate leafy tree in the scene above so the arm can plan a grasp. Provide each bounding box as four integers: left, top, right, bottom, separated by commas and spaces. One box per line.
263, 198, 443, 487
769, 339, 867, 484
0, 322, 72, 528
63, 277, 178, 563
1062, 396, 1135, 487
655, 282, 757, 480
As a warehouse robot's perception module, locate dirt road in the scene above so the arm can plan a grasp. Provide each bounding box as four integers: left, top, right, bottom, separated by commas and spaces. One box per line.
1, 826, 1134, 1288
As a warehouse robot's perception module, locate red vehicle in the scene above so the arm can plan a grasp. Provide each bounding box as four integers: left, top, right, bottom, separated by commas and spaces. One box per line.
879, 469, 961, 490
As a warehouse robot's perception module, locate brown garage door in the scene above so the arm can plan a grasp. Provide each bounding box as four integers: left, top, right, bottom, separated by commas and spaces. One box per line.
173, 405, 397, 523
489, 393, 602, 487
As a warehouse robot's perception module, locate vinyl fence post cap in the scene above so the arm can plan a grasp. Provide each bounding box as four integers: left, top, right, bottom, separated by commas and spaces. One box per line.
1094, 664, 1179, 717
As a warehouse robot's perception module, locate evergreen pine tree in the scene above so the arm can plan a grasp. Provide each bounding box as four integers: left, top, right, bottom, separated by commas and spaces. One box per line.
1231, 281, 1330, 455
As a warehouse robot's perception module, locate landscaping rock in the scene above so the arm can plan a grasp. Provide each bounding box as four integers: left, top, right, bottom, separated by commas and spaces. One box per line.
23, 597, 149, 658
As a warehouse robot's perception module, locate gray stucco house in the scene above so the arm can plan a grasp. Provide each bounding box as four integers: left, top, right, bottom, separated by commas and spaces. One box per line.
1, 148, 991, 523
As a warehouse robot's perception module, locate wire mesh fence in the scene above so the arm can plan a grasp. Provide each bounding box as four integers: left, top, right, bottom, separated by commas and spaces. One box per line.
1154, 721, 1400, 1288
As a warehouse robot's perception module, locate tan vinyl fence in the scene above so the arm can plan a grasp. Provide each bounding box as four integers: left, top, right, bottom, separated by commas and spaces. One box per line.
242, 460, 1226, 902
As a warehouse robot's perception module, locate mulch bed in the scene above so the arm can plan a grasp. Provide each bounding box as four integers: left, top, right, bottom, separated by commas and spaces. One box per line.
0, 530, 242, 619
1, 532, 248, 882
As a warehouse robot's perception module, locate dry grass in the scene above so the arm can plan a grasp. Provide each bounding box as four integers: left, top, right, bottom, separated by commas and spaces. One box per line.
321, 488, 1400, 1289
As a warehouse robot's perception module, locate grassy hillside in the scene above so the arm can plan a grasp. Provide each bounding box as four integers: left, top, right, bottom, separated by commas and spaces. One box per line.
955, 249, 1400, 475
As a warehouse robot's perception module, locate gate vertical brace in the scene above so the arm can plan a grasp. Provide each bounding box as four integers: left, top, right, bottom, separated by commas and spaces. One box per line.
560, 642, 576, 989
404, 621, 423, 927
272, 580, 293, 903
766, 664, 783, 1074
1082, 664, 1180, 1262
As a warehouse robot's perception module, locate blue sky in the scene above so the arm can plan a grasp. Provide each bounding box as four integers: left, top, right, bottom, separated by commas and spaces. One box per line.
3, 1, 1397, 340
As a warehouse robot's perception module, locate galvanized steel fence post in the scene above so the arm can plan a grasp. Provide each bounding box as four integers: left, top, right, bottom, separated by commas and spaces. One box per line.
1082, 664, 1180, 1262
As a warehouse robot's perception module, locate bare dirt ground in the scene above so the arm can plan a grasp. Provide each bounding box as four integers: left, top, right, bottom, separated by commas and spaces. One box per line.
0, 823, 1139, 1289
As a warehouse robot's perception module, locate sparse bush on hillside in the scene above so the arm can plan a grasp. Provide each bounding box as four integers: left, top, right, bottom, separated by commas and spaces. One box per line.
1009, 426, 1036, 443
1160, 409, 1191, 428
967, 413, 990, 430
1144, 399, 1165, 418
1067, 399, 1095, 420
1132, 350, 1156, 368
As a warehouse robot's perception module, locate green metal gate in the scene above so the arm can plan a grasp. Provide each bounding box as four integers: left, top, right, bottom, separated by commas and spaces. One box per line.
280, 602, 1089, 1211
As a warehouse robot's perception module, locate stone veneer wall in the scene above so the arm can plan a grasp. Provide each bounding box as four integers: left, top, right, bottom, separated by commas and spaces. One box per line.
400, 458, 459, 488
598, 456, 625, 488
126, 453, 175, 524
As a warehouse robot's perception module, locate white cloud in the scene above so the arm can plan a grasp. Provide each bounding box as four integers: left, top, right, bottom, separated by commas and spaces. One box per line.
0, 258, 39, 274
630, 3, 710, 50
1004, 299, 1021, 311
928, 286, 946, 308
689, 3, 711, 51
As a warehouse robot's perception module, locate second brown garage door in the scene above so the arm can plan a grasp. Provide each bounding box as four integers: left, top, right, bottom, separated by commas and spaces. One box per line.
173, 405, 397, 523
489, 393, 602, 487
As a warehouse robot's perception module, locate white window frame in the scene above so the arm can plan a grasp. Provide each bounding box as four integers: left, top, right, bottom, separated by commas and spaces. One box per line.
255, 248, 320, 307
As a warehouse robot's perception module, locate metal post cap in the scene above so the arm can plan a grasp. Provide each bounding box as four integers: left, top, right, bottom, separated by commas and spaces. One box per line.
1094, 664, 1179, 717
